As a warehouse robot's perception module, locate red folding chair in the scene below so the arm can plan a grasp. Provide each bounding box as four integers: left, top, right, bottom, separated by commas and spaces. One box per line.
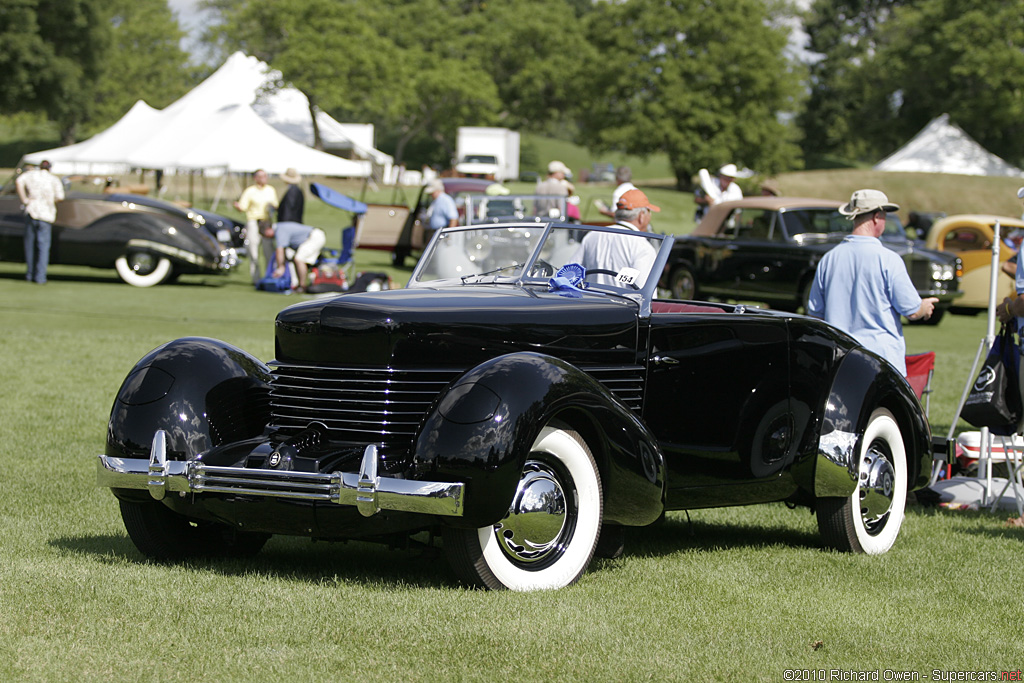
905, 351, 936, 417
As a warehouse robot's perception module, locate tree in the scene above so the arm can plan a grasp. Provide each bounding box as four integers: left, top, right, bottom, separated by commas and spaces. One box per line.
800, 0, 1024, 166
90, 0, 192, 134
578, 0, 804, 189
203, 0, 502, 167
0, 0, 108, 144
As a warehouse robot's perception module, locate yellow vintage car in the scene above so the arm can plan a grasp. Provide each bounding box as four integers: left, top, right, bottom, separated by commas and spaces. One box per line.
925, 214, 1024, 311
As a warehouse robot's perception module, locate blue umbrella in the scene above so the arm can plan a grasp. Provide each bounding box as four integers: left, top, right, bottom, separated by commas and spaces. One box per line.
311, 182, 368, 214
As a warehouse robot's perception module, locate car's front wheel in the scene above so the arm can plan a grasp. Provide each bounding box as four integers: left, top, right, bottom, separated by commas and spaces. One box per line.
817, 408, 908, 554
115, 252, 173, 287
669, 265, 697, 300
443, 426, 603, 590
119, 499, 269, 561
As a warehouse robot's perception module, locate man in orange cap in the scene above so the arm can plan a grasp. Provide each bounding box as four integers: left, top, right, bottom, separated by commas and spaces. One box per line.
570, 188, 659, 287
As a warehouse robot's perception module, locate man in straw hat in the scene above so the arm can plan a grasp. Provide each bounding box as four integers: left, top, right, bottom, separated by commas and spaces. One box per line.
806, 189, 937, 376
277, 168, 304, 224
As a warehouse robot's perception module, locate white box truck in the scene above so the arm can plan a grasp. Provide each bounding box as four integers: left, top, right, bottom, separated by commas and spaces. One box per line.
454, 127, 521, 183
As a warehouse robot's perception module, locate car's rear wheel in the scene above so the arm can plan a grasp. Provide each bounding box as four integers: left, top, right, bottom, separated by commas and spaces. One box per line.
115, 252, 173, 287
443, 426, 603, 590
119, 499, 269, 561
817, 408, 907, 554
669, 266, 697, 300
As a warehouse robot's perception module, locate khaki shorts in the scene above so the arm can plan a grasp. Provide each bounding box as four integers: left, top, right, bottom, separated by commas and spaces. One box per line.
294, 228, 326, 265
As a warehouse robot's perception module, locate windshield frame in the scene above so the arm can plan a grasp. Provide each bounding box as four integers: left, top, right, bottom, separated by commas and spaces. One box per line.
408, 221, 674, 307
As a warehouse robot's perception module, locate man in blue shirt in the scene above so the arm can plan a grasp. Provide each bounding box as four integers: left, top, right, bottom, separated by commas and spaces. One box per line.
425, 179, 459, 231
807, 189, 937, 376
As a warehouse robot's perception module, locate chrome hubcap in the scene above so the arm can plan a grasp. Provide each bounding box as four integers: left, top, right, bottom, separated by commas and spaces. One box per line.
859, 443, 895, 533
129, 252, 157, 274
494, 460, 572, 565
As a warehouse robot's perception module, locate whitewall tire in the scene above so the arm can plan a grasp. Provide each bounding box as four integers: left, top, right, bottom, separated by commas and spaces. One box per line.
817, 408, 908, 554
444, 426, 603, 590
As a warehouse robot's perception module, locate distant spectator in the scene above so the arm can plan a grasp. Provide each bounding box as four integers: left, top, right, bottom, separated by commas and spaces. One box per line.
807, 189, 937, 376
277, 168, 304, 224
905, 211, 936, 241
234, 169, 279, 285
424, 179, 459, 230
596, 166, 637, 218
536, 160, 575, 217
760, 178, 780, 197
265, 221, 326, 294
694, 163, 743, 222
15, 160, 64, 284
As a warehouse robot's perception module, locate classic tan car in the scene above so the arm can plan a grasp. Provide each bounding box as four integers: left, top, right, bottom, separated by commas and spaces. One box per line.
924, 214, 1024, 311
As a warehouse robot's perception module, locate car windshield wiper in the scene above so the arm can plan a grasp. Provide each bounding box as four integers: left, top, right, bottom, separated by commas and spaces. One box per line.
460, 263, 521, 283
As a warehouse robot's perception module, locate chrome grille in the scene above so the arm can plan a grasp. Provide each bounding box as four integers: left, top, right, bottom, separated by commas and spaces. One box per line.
269, 363, 463, 447
268, 362, 645, 449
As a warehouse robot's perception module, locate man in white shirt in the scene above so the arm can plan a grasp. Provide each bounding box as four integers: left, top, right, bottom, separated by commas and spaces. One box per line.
15, 160, 64, 284
571, 188, 659, 288
694, 163, 743, 222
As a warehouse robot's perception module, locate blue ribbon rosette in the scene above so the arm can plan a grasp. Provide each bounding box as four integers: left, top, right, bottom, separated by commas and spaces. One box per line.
548, 263, 586, 298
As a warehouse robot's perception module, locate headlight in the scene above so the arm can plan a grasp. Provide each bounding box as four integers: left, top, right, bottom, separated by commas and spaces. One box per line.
930, 263, 955, 281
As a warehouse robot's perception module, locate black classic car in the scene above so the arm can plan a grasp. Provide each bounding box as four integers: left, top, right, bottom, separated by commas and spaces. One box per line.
97, 221, 932, 590
664, 197, 963, 323
0, 187, 238, 286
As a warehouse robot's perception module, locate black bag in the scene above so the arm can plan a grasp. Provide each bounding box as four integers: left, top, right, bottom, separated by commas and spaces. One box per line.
961, 324, 1022, 435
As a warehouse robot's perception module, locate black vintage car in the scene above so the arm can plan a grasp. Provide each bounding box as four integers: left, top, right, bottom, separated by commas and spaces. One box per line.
0, 188, 238, 286
97, 222, 932, 590
664, 197, 963, 323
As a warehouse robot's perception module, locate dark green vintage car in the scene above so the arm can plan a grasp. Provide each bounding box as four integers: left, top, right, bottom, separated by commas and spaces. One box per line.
663, 196, 963, 323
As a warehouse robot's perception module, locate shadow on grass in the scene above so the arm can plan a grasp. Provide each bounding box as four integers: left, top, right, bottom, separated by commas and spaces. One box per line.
0, 268, 230, 288
49, 532, 459, 590
622, 511, 823, 558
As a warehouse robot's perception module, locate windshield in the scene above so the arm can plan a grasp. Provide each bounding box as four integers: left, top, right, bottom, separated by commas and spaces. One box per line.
462, 194, 568, 223
781, 208, 909, 240
410, 223, 670, 296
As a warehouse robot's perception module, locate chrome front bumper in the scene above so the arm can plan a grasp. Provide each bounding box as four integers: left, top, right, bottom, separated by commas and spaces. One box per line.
97, 430, 464, 518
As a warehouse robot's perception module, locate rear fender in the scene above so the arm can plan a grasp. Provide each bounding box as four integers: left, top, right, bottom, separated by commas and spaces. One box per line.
412, 352, 665, 528
810, 349, 931, 497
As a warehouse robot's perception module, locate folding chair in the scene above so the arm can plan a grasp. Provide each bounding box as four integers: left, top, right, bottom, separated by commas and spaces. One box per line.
906, 352, 944, 483
906, 351, 936, 416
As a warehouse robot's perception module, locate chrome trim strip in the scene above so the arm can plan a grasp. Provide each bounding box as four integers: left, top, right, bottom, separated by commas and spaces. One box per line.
815, 428, 859, 497
96, 436, 464, 517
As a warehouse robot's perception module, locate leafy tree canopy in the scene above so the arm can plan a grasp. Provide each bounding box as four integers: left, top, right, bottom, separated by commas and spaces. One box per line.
579, 0, 804, 188
801, 0, 1024, 166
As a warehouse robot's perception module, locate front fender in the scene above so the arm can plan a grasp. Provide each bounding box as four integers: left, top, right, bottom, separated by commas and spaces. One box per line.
811, 348, 931, 497
106, 337, 272, 462
412, 352, 666, 528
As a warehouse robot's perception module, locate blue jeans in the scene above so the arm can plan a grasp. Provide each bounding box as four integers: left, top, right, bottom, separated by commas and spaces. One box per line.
24, 217, 52, 284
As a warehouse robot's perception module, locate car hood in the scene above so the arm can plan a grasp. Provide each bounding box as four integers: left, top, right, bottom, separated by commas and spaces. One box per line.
274, 286, 641, 368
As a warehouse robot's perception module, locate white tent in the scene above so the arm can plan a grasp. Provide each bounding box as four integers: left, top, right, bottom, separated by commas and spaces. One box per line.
171, 51, 393, 177
874, 113, 1023, 177
24, 100, 162, 176
119, 103, 369, 177
21, 51, 379, 180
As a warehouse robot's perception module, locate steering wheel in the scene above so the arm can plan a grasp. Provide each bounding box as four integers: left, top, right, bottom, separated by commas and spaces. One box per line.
530, 259, 554, 278
584, 268, 640, 290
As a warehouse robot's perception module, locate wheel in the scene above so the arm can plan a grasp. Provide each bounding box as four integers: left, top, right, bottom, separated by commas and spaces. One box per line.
115, 252, 173, 287
443, 426, 603, 590
119, 499, 269, 561
817, 408, 907, 554
584, 268, 639, 289
669, 266, 697, 299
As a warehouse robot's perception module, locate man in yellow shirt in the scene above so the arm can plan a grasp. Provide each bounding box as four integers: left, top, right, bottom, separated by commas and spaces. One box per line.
234, 169, 278, 285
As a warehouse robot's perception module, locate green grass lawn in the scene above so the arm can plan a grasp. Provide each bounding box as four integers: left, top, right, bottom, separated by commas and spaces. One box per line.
1, 256, 1022, 681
